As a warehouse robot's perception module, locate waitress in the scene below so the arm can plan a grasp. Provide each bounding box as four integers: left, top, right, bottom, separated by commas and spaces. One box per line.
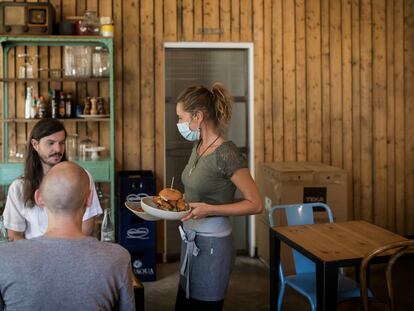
175, 83, 263, 310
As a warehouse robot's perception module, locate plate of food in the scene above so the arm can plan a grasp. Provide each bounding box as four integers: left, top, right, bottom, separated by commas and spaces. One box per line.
124, 194, 160, 221
140, 188, 190, 220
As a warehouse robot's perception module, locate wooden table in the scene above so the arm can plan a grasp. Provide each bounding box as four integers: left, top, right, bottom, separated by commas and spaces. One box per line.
270, 220, 407, 311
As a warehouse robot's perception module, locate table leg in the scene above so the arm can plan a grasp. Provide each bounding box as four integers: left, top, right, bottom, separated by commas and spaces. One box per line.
316, 262, 338, 311
269, 228, 281, 311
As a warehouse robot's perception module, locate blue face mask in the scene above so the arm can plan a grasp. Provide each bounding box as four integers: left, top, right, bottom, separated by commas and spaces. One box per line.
176, 121, 200, 141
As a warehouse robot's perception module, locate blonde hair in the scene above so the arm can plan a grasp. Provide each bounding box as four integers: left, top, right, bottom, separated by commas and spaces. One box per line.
177, 83, 233, 134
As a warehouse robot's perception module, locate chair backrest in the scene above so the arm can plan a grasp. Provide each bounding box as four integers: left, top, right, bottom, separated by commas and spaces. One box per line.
269, 203, 334, 274
359, 240, 414, 311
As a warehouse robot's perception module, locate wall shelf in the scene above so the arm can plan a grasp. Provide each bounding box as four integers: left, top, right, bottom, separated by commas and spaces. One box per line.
0, 118, 110, 123
0, 77, 109, 83
0, 35, 115, 217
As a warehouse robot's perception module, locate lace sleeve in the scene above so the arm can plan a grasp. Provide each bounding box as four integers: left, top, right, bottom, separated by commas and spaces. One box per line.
216, 141, 248, 178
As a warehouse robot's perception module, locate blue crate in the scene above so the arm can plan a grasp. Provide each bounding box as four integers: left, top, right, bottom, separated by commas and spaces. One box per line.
117, 170, 157, 248
116, 171, 157, 248
117, 170, 156, 199
129, 247, 157, 282
118, 214, 156, 248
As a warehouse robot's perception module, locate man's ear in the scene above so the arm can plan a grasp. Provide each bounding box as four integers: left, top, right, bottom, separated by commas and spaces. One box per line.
31, 138, 40, 152
34, 189, 45, 208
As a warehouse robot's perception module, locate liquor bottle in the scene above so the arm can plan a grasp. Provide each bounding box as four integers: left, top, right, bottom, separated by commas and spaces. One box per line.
37, 96, 47, 119
65, 92, 73, 118
25, 86, 33, 119
59, 92, 66, 118
51, 91, 58, 118
101, 208, 115, 242
0, 215, 9, 243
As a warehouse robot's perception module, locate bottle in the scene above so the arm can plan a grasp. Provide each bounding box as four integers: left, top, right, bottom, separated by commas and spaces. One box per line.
75, 100, 84, 117
97, 97, 105, 115
59, 92, 66, 118
0, 215, 9, 243
30, 96, 38, 118
37, 96, 47, 119
101, 208, 115, 242
25, 86, 33, 119
65, 92, 72, 118
51, 91, 58, 118
83, 97, 91, 115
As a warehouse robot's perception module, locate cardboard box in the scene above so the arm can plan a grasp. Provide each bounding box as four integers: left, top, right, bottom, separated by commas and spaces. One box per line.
256, 162, 348, 274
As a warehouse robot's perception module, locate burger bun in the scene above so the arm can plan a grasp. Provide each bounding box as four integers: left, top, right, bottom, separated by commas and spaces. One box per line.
159, 188, 183, 201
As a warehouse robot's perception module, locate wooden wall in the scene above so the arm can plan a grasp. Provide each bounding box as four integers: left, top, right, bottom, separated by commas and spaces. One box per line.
2, 0, 414, 235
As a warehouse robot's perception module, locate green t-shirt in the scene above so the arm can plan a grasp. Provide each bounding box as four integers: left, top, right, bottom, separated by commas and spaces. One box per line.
181, 141, 247, 205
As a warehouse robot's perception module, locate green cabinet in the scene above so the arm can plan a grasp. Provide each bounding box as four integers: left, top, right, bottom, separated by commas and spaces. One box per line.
0, 36, 115, 214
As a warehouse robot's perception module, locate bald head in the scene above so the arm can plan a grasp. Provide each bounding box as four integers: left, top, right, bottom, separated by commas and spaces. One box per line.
39, 162, 90, 214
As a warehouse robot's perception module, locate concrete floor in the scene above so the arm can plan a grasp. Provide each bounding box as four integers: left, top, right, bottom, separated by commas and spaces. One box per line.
143, 256, 414, 311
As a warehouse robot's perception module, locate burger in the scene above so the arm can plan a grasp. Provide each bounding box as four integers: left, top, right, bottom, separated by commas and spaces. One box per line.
152, 188, 188, 212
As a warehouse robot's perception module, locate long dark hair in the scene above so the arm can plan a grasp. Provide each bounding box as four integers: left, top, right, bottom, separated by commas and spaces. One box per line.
23, 119, 67, 207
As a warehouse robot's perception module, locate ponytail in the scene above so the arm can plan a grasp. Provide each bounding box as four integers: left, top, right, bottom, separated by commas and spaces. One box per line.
211, 83, 232, 128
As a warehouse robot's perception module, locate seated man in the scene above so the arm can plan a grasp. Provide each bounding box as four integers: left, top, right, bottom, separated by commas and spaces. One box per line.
0, 162, 135, 311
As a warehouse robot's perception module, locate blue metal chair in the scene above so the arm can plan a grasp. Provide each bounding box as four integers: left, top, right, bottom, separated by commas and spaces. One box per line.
269, 203, 367, 311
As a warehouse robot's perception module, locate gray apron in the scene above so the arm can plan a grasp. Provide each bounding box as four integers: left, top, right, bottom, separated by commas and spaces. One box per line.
179, 217, 235, 301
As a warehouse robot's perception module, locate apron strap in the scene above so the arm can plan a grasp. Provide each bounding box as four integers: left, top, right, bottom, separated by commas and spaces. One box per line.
178, 225, 200, 299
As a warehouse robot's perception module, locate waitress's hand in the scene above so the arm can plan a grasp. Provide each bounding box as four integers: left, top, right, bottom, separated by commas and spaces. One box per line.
181, 202, 211, 221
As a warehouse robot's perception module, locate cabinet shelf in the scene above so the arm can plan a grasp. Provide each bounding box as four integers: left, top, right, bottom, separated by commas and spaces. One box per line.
0, 35, 115, 220
0, 77, 109, 83
1, 118, 110, 123
0, 160, 112, 185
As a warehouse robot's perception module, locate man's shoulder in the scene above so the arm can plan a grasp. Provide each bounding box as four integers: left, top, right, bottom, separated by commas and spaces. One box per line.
0, 239, 33, 260
70, 237, 130, 260
98, 241, 131, 258
9, 177, 24, 189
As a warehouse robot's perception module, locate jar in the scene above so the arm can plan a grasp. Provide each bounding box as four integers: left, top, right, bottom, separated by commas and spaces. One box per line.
78, 11, 100, 35
92, 47, 109, 77
66, 134, 78, 160
79, 136, 97, 160
64, 46, 92, 77
64, 46, 74, 76
8, 144, 26, 162
100, 16, 113, 37
101, 24, 114, 37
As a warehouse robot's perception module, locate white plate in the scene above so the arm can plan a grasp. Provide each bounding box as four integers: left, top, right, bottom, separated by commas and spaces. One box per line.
124, 201, 160, 221
141, 196, 190, 221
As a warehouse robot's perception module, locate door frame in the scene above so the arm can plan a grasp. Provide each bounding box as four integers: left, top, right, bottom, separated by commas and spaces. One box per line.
164, 42, 256, 257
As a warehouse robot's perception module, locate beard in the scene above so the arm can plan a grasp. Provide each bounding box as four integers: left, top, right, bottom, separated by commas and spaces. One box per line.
39, 152, 63, 167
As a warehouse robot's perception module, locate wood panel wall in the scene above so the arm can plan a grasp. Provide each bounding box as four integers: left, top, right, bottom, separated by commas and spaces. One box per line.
1, 0, 414, 236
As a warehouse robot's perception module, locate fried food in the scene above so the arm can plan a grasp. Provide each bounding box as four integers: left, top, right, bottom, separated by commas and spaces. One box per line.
152, 188, 188, 212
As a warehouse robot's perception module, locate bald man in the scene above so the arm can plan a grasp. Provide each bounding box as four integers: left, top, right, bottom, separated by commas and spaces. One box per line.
0, 162, 135, 311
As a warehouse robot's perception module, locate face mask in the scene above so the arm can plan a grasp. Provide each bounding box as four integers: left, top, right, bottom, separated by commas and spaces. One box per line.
176, 121, 200, 141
